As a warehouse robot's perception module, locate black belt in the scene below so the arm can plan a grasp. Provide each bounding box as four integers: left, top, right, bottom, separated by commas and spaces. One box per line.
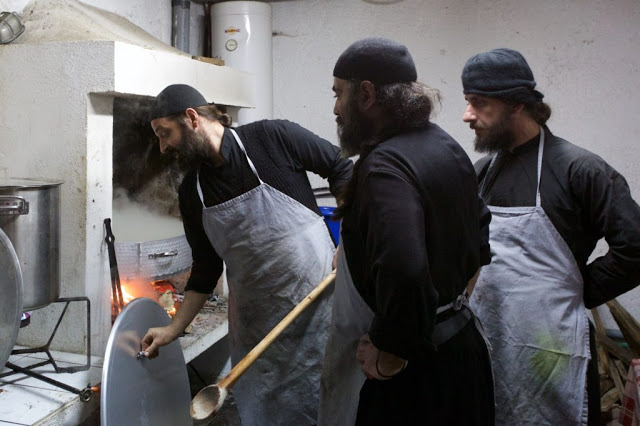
432, 294, 474, 347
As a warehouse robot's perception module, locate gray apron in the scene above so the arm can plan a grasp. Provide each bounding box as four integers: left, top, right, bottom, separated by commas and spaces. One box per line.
317, 235, 374, 426
196, 129, 335, 426
470, 128, 590, 425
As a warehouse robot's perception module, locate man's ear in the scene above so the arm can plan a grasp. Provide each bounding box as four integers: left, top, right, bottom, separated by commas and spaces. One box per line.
512, 103, 525, 115
185, 108, 199, 129
358, 81, 377, 111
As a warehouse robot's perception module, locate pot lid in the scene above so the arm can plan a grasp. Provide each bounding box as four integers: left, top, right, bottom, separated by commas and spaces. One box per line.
101, 297, 192, 426
0, 178, 64, 189
0, 227, 23, 372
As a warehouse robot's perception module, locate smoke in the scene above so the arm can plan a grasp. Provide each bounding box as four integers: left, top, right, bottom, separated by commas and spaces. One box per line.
112, 187, 185, 242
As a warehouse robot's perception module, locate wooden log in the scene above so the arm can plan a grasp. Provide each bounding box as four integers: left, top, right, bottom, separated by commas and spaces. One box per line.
597, 333, 634, 364
593, 308, 626, 400
615, 359, 629, 380
607, 357, 625, 401
600, 377, 614, 397
601, 386, 620, 412
592, 307, 634, 363
607, 299, 640, 357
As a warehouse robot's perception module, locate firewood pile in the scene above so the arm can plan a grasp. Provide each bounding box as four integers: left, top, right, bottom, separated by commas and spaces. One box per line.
591, 299, 640, 422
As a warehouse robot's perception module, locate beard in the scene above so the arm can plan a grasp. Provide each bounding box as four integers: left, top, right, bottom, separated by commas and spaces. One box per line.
473, 109, 517, 154
174, 123, 214, 170
337, 95, 375, 157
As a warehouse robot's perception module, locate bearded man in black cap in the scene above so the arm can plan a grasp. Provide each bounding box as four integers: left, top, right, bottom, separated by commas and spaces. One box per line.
317, 37, 495, 426
140, 84, 352, 425
462, 48, 640, 425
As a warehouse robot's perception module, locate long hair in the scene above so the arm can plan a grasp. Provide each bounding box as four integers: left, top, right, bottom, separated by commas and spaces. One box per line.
166, 103, 233, 127
334, 81, 439, 218
524, 101, 552, 126
503, 99, 552, 126
194, 104, 233, 127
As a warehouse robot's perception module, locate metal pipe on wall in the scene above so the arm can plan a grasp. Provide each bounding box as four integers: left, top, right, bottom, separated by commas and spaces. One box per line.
172, 0, 191, 53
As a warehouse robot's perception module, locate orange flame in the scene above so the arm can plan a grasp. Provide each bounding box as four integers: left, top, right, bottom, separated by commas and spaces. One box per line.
112, 279, 180, 317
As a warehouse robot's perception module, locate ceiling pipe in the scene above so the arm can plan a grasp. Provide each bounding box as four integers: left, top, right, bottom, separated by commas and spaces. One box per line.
172, 0, 191, 53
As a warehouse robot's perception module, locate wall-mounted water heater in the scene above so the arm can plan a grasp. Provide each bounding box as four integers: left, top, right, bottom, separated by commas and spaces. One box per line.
211, 1, 272, 125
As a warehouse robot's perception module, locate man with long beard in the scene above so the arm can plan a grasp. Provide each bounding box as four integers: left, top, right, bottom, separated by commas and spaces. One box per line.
140, 84, 352, 425
317, 37, 495, 426
462, 48, 640, 425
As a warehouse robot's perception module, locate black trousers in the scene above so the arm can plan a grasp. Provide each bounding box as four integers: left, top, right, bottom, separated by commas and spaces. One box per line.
355, 320, 495, 426
586, 321, 601, 426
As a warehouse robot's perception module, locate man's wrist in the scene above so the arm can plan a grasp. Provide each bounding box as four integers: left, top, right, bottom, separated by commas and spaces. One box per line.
376, 350, 408, 378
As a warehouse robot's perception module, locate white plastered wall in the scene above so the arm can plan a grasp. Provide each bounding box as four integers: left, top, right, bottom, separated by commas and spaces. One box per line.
270, 0, 640, 330
0, 41, 117, 353
0, 0, 172, 44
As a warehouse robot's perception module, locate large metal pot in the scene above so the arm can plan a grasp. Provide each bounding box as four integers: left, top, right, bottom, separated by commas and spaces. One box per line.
0, 178, 62, 310
115, 234, 192, 281
0, 226, 22, 372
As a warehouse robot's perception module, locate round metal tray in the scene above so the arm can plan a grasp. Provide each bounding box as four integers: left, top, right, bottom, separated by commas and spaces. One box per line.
101, 298, 192, 426
0, 227, 23, 372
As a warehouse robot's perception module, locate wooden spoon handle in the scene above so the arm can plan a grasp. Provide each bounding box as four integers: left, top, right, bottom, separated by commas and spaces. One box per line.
219, 270, 337, 389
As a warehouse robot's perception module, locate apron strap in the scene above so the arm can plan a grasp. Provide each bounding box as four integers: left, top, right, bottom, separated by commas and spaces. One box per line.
535, 126, 545, 208
479, 153, 500, 198
229, 128, 265, 184
433, 291, 491, 348
436, 292, 467, 314
433, 292, 472, 346
195, 128, 265, 207
196, 172, 205, 206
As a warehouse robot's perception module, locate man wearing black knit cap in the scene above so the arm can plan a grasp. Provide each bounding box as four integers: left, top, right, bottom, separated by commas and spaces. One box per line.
140, 84, 352, 425
462, 48, 640, 425
318, 37, 495, 425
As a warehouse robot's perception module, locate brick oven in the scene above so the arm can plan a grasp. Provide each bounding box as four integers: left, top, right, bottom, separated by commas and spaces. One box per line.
0, 0, 253, 356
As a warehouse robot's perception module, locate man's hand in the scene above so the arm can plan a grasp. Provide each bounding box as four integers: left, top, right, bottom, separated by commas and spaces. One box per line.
141, 325, 180, 359
140, 290, 209, 359
466, 268, 481, 297
356, 333, 408, 380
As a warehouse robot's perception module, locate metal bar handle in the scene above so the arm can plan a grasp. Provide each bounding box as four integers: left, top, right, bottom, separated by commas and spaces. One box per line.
0, 196, 29, 215
148, 250, 178, 259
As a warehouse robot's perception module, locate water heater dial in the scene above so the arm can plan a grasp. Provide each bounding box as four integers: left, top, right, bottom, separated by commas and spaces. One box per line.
225, 39, 238, 51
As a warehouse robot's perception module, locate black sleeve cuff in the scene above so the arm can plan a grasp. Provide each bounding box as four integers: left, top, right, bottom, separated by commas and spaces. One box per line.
184, 261, 223, 294
369, 314, 437, 360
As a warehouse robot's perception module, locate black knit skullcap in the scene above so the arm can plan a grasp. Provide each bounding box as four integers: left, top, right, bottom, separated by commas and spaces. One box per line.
333, 37, 417, 86
461, 48, 544, 105
149, 84, 209, 121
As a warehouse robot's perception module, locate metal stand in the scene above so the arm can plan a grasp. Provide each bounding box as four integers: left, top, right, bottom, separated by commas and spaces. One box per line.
0, 296, 95, 402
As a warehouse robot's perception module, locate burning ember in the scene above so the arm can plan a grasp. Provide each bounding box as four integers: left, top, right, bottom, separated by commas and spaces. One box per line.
111, 278, 181, 318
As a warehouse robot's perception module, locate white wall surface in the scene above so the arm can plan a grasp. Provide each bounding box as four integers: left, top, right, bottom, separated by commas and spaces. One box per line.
270, 0, 640, 328
1, 0, 173, 43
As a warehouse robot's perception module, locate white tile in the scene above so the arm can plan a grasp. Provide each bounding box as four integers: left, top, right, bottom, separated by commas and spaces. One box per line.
0, 358, 101, 394
0, 383, 77, 425
19, 349, 103, 368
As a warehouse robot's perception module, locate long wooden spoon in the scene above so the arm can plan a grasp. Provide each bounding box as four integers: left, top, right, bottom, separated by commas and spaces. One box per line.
190, 270, 337, 424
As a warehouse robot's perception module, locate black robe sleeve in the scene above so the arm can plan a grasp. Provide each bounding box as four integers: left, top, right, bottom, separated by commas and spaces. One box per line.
574, 156, 640, 307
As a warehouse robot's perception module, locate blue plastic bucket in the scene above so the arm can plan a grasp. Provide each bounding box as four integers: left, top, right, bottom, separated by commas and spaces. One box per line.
319, 206, 340, 244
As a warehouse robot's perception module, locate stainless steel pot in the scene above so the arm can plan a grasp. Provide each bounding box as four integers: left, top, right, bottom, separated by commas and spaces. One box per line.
0, 178, 62, 310
0, 226, 22, 372
114, 234, 192, 281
